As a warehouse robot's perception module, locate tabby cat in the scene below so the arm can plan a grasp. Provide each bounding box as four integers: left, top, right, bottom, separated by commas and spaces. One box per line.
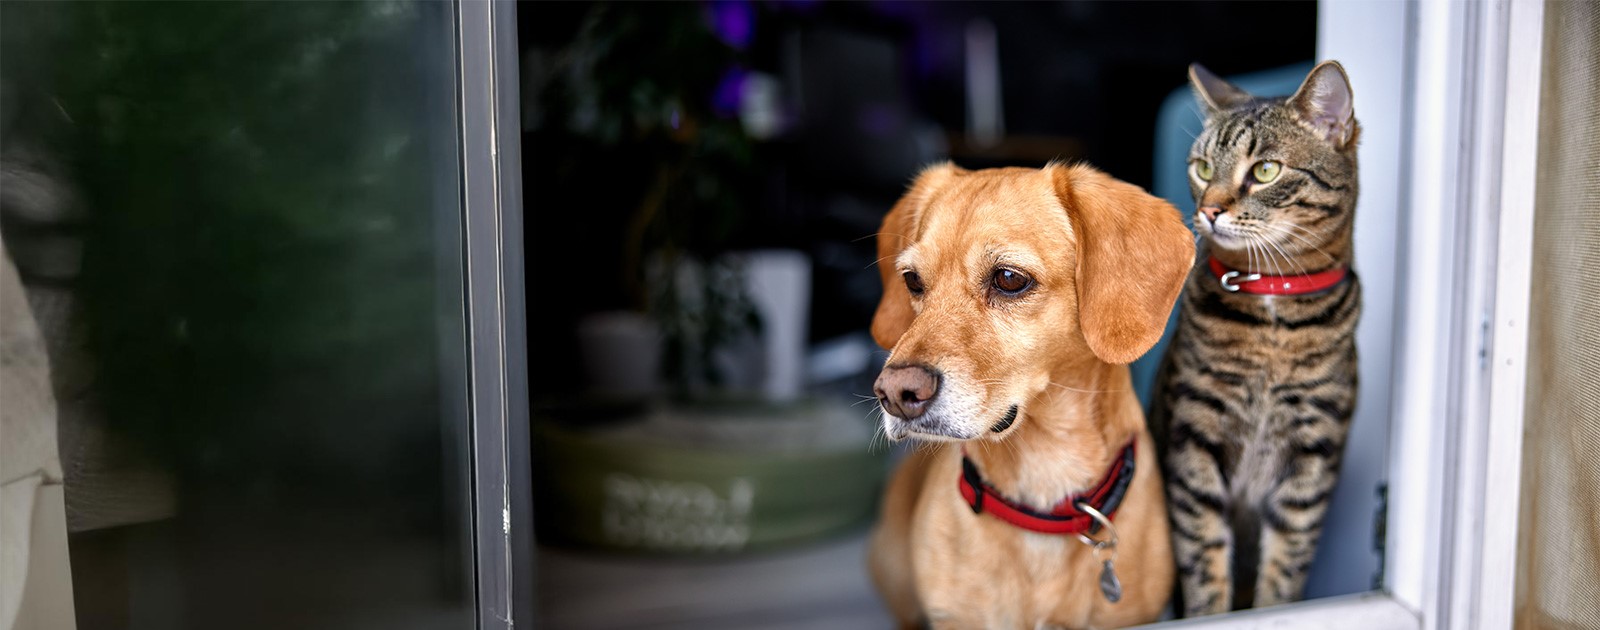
1154, 61, 1361, 616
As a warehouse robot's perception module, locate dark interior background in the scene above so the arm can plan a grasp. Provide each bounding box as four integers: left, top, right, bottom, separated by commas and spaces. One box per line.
520, 0, 1318, 399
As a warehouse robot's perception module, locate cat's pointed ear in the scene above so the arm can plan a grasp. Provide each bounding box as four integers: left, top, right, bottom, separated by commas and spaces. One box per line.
1189, 63, 1252, 113
1289, 60, 1357, 149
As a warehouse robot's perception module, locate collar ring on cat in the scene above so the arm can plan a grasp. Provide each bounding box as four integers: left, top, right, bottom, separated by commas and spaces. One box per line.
1218, 269, 1262, 292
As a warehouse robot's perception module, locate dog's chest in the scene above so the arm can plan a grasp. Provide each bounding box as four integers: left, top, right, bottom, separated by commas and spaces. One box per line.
920, 515, 1101, 627
977, 530, 1101, 626
1020, 533, 1072, 580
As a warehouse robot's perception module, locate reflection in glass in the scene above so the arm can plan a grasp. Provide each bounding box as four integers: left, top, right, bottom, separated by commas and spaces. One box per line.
1, 3, 473, 629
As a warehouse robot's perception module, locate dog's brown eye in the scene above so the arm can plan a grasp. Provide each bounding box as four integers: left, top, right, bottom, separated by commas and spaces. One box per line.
903, 271, 926, 296
991, 268, 1032, 295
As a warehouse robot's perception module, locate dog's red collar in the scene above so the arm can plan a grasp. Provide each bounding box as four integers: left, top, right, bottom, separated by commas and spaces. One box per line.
1207, 256, 1348, 295
958, 441, 1136, 536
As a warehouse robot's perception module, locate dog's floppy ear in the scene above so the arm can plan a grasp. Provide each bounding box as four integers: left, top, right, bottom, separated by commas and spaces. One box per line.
872, 163, 962, 350
1054, 164, 1194, 364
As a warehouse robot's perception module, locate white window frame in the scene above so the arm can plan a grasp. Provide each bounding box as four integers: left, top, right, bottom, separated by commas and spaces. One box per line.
1149, 0, 1545, 627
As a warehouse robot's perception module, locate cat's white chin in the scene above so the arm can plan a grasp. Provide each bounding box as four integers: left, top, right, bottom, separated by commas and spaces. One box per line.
1205, 228, 1242, 249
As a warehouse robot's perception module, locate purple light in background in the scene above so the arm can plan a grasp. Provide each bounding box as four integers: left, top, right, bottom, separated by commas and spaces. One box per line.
910, 29, 944, 79
706, 1, 754, 50
857, 103, 903, 138
712, 66, 749, 118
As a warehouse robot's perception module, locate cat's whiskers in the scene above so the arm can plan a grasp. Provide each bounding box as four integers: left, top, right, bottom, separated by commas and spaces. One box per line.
1268, 236, 1291, 278
1257, 237, 1272, 277
1262, 223, 1340, 267
1259, 232, 1311, 278
1244, 233, 1264, 276
1243, 234, 1264, 277
1255, 239, 1284, 288
1250, 233, 1289, 280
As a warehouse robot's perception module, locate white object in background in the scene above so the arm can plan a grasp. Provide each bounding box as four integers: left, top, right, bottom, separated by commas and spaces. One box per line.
577, 311, 663, 398
806, 333, 878, 385
740, 250, 811, 403
0, 240, 77, 630
963, 18, 1004, 150
739, 72, 785, 141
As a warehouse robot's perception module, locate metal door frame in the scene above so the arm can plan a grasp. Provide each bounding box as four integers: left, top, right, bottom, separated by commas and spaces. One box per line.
455, 1, 532, 628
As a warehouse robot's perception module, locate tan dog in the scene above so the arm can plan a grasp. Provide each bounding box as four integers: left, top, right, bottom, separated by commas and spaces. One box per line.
866, 162, 1192, 629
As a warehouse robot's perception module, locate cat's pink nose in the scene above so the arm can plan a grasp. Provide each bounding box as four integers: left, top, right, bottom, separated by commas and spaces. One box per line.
1199, 206, 1223, 224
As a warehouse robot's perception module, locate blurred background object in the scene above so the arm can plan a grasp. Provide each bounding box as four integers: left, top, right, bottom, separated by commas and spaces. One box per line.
2, 238, 77, 630
522, 1, 1322, 400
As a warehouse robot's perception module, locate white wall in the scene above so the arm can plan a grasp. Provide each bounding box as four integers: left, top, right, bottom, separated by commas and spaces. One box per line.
1304, 0, 1411, 599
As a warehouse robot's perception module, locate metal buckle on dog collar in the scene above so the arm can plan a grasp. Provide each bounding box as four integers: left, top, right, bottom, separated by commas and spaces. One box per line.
1073, 501, 1118, 552
1074, 502, 1124, 603
1219, 269, 1262, 292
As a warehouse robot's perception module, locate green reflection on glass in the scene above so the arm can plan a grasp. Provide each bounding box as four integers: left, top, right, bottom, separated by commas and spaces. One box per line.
2, 1, 472, 626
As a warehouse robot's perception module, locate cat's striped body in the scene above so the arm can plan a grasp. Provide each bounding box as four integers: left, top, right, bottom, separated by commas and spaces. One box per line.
1154, 61, 1362, 616
1160, 252, 1359, 613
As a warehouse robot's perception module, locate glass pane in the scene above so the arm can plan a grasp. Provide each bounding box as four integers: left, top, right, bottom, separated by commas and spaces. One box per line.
1515, 2, 1600, 628
0, 3, 474, 629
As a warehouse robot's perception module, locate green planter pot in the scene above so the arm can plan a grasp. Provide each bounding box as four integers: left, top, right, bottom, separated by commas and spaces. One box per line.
534, 400, 889, 554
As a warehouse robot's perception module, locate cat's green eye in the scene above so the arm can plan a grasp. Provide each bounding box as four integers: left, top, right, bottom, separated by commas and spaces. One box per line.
1252, 160, 1282, 183
1193, 159, 1214, 181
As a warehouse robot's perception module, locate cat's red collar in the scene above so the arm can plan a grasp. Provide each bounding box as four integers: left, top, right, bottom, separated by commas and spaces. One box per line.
1208, 256, 1348, 295
958, 441, 1135, 535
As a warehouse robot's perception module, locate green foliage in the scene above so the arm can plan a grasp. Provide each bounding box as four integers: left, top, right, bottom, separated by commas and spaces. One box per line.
534, 2, 759, 274
531, 3, 766, 395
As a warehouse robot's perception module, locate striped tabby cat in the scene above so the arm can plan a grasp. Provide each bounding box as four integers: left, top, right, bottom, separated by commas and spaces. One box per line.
1155, 61, 1361, 616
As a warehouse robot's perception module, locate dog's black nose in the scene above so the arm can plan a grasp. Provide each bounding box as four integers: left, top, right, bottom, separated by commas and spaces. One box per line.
874, 364, 941, 420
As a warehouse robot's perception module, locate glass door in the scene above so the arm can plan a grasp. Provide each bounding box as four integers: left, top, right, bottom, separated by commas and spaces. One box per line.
0, 2, 523, 628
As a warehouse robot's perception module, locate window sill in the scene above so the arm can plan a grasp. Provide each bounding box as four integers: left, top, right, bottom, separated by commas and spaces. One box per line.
1137, 593, 1420, 630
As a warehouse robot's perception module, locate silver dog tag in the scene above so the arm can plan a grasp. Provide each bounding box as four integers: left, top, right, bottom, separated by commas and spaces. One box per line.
1099, 559, 1123, 603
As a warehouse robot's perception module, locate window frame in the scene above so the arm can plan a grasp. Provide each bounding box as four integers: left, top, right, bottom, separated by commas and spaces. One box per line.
1166, 0, 1545, 627
457, 1, 533, 629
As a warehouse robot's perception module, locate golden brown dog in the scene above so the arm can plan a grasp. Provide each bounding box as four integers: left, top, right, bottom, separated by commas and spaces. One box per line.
867, 162, 1192, 629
